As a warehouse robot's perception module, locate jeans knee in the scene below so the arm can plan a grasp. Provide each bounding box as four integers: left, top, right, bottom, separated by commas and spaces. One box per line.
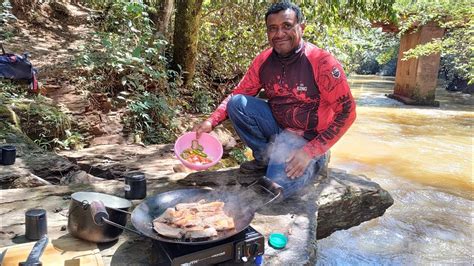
227, 94, 246, 115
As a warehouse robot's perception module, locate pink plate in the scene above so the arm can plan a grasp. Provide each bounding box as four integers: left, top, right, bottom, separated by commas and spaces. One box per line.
174, 132, 223, 170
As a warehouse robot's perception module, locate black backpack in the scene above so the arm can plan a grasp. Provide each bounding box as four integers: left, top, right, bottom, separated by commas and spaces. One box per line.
0, 43, 38, 92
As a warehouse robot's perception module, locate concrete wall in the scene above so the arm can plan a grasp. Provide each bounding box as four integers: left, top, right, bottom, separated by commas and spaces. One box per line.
392, 22, 445, 105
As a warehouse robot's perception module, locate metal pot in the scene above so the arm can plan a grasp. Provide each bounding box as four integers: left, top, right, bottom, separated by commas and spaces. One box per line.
67, 192, 132, 243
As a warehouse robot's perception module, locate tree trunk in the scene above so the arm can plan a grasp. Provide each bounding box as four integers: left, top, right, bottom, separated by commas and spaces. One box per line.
10, 0, 38, 20
149, 0, 174, 35
172, 0, 204, 88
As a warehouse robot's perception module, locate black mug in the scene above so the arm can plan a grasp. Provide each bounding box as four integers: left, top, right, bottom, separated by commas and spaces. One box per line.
1, 145, 16, 165
124, 172, 147, 200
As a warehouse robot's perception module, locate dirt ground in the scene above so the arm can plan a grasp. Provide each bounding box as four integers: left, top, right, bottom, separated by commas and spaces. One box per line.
4, 2, 127, 146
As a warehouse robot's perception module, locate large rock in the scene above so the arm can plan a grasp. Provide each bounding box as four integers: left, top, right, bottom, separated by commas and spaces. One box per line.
0, 145, 81, 187
0, 143, 393, 265
315, 169, 394, 239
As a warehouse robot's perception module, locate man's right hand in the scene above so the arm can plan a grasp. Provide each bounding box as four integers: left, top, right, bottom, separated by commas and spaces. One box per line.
192, 120, 213, 138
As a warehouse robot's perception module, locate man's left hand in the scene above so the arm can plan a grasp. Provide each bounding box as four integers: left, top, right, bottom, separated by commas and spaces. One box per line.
285, 149, 313, 179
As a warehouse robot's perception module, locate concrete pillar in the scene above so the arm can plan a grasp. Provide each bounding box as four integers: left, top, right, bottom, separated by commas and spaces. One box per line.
389, 22, 445, 106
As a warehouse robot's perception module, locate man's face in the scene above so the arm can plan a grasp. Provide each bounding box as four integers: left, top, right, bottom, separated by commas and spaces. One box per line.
266, 9, 305, 56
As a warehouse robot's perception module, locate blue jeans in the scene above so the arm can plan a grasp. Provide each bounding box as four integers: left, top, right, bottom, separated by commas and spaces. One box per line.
227, 95, 328, 199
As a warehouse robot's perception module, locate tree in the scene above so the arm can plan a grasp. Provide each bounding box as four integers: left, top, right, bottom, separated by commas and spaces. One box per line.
172, 0, 204, 88
146, 0, 174, 35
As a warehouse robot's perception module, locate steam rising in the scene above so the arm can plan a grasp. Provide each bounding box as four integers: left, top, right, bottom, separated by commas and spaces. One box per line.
266, 130, 308, 165
205, 131, 309, 223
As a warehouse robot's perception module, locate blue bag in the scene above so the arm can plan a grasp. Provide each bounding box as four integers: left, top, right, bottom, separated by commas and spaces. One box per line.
0, 43, 38, 92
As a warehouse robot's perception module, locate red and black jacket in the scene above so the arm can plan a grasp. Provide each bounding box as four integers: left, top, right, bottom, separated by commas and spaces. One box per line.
207, 41, 356, 158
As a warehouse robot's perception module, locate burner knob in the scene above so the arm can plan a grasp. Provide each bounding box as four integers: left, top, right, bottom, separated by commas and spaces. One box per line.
249, 243, 260, 255
241, 256, 248, 262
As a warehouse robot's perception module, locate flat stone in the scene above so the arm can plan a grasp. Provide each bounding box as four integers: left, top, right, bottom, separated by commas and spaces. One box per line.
0, 143, 393, 265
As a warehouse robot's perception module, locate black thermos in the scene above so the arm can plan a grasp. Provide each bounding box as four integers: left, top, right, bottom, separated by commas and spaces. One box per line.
1, 145, 16, 165
124, 173, 146, 200
25, 208, 48, 240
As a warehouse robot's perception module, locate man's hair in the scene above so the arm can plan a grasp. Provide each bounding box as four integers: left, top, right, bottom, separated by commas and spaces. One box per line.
265, 1, 304, 24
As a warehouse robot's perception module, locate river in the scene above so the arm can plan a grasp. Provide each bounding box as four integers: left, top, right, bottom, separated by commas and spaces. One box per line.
316, 75, 473, 265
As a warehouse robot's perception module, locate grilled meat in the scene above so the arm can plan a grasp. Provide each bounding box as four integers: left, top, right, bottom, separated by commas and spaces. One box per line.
203, 214, 235, 231
154, 208, 176, 223
175, 199, 206, 210
153, 200, 235, 240
153, 221, 184, 238
185, 227, 218, 239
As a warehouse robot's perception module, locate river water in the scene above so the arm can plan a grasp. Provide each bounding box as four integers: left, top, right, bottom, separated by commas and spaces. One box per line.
316, 75, 473, 265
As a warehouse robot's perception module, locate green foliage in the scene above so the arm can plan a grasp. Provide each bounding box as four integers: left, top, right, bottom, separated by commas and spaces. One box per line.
125, 92, 179, 144
79, 0, 113, 10
377, 45, 398, 65
229, 146, 249, 164
199, 2, 268, 80
34, 130, 85, 151
300, 1, 400, 74
25, 95, 71, 139
1, 80, 85, 151
191, 87, 215, 114
0, 0, 14, 22
300, 0, 396, 28
0, 80, 29, 101
77, 0, 182, 93
59, 130, 85, 150
198, 1, 400, 79
341, 27, 399, 74
394, 0, 473, 83
1, 83, 85, 151
95, 1, 152, 33
0, 0, 16, 40
76, 0, 184, 144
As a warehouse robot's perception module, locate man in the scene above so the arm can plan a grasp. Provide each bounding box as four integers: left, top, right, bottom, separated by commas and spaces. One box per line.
193, 2, 356, 199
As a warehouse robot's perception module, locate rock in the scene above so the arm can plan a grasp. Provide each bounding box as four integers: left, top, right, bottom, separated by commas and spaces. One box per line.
90, 124, 105, 136
0, 145, 80, 187
23, 152, 79, 180
10, 174, 52, 188
60, 170, 103, 185
0, 123, 39, 152
210, 122, 238, 150
172, 164, 193, 173
0, 170, 392, 265
49, 1, 72, 18
0, 105, 15, 124
0, 140, 393, 265
315, 169, 394, 239
59, 144, 177, 180
88, 134, 125, 146
178, 167, 261, 186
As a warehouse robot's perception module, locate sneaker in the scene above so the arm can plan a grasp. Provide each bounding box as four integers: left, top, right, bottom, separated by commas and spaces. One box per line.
239, 160, 267, 174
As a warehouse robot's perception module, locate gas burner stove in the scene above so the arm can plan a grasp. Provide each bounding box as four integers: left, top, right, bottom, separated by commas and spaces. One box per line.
151, 226, 265, 266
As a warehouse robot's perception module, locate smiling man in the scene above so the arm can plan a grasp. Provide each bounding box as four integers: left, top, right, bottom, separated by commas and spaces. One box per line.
193, 2, 356, 199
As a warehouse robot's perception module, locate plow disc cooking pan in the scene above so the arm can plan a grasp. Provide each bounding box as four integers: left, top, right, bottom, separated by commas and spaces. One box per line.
89, 176, 282, 245
132, 188, 253, 244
